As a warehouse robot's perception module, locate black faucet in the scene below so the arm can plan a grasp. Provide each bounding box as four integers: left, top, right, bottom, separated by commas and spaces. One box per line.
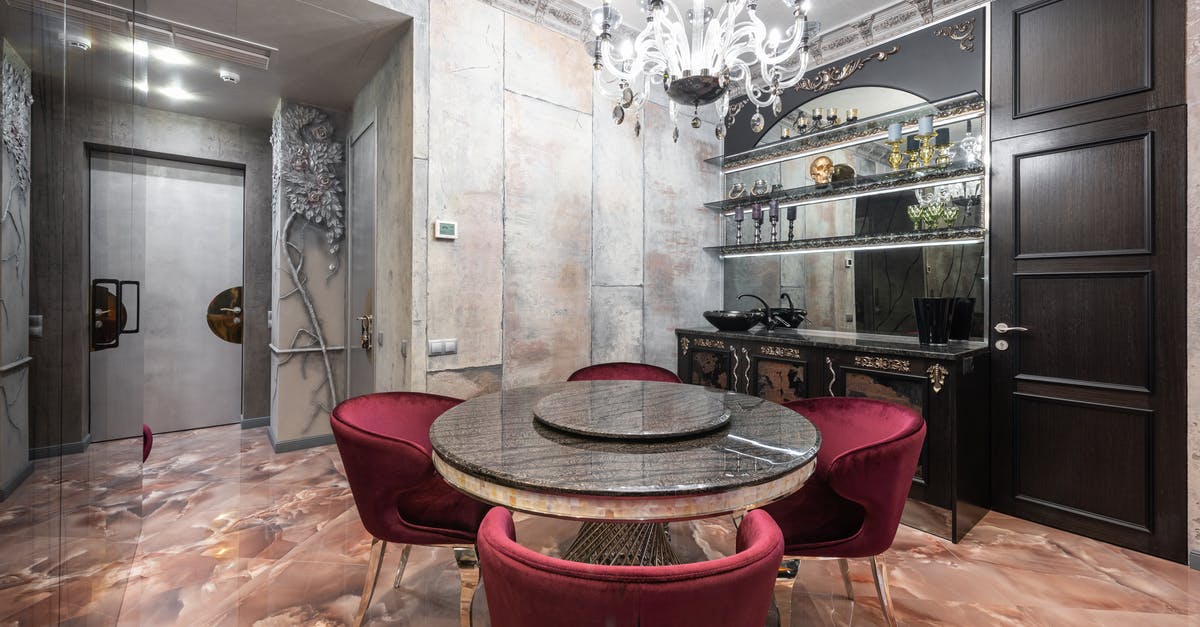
738, 293, 792, 330
779, 293, 809, 327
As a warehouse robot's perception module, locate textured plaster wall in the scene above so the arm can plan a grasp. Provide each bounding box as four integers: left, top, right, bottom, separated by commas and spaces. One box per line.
417, 0, 722, 398
28, 94, 272, 451
1186, 0, 1200, 563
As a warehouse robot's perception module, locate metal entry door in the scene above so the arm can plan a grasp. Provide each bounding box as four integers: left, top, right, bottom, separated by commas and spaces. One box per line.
347, 121, 376, 398
89, 152, 244, 441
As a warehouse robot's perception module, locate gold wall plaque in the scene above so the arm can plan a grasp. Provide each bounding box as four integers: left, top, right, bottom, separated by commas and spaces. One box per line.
927, 364, 949, 394
760, 345, 803, 360
853, 355, 911, 373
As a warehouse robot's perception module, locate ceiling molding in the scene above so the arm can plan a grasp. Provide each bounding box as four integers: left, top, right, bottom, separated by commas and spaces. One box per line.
477, 0, 594, 42
507, 0, 989, 63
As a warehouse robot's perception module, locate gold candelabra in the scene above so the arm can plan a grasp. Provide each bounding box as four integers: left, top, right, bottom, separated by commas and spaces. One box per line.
885, 140, 906, 171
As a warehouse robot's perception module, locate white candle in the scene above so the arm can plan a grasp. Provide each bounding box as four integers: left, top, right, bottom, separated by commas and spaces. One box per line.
918, 115, 934, 135
888, 123, 902, 142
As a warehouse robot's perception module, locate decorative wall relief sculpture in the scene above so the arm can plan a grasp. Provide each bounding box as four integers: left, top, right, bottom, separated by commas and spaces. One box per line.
270, 103, 345, 421
2, 58, 31, 193
1, 55, 30, 293
795, 46, 899, 93
934, 17, 977, 52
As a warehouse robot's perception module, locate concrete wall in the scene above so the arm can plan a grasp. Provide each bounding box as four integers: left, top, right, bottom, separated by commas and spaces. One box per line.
29, 94, 272, 451
412, 0, 722, 398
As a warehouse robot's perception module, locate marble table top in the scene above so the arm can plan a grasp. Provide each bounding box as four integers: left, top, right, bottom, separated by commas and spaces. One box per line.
429, 382, 820, 510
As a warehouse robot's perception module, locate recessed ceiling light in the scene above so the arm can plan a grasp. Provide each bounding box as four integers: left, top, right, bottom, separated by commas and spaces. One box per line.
59, 33, 91, 51
157, 85, 196, 101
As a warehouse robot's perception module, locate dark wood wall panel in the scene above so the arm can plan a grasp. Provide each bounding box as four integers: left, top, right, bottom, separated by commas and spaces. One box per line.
1016, 136, 1151, 258
1015, 272, 1151, 390
992, 0, 1184, 139
1014, 0, 1150, 117
1013, 394, 1152, 529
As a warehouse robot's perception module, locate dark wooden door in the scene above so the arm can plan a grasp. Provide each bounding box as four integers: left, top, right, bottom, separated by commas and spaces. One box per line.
990, 108, 1186, 561
991, 0, 1184, 140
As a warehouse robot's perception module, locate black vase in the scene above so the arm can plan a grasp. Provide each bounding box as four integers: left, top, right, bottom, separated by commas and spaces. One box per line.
949, 297, 976, 341
913, 297, 954, 345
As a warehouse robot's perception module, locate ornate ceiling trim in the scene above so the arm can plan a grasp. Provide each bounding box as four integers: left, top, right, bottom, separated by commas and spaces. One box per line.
477, 0, 594, 42
487, 0, 990, 65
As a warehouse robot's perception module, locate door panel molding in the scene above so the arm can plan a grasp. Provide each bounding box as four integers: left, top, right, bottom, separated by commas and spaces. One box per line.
1011, 270, 1154, 393
1010, 392, 1154, 532
1012, 133, 1154, 260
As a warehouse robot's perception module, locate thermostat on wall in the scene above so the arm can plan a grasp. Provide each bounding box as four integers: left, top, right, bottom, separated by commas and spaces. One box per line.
434, 219, 458, 240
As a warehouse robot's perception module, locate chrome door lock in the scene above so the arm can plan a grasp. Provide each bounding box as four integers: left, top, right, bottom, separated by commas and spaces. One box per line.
995, 339, 1009, 351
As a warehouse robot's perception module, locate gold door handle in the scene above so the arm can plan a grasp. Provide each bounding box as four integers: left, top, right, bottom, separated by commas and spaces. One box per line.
357, 314, 373, 351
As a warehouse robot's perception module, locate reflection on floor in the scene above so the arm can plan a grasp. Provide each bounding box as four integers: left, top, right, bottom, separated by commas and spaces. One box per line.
2, 424, 1199, 626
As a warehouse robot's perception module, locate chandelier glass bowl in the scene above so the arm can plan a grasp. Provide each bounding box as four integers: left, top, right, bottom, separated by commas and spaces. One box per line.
590, 0, 814, 140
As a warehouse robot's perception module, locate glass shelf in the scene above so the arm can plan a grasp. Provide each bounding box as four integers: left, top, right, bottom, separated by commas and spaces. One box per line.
708, 92, 986, 174
704, 226, 986, 259
705, 164, 985, 214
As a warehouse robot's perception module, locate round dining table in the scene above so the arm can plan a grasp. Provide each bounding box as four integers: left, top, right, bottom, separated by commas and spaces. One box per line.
429, 380, 820, 566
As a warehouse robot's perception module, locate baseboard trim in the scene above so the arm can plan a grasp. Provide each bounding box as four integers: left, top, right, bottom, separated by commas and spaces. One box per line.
30, 434, 92, 460
268, 429, 334, 453
0, 461, 33, 502
241, 415, 270, 429
1190, 550, 1200, 571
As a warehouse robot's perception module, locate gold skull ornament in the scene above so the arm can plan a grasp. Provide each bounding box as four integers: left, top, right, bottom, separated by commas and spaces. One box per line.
810, 156, 834, 185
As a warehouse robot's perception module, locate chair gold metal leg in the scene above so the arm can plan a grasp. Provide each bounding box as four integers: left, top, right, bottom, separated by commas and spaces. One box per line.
392, 543, 413, 589
870, 555, 897, 627
838, 558, 854, 602
455, 546, 479, 627
354, 538, 388, 627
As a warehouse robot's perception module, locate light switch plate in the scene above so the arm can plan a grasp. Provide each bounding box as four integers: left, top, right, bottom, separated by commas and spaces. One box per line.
429, 338, 459, 356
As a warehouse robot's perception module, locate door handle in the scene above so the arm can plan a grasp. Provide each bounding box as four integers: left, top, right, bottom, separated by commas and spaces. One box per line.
994, 322, 1029, 334
357, 314, 373, 351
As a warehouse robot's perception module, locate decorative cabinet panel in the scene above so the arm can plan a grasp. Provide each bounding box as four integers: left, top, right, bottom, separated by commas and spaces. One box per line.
678, 329, 990, 542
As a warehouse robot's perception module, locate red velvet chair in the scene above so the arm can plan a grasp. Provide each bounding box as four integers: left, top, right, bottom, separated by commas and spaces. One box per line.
331, 392, 491, 627
477, 507, 783, 627
567, 362, 682, 383
761, 397, 925, 627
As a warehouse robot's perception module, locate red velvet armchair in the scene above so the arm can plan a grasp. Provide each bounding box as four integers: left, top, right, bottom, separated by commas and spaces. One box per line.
477, 507, 784, 627
331, 392, 491, 627
761, 397, 925, 627
567, 362, 682, 383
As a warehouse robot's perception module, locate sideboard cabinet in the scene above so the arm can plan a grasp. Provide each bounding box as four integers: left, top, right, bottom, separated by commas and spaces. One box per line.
677, 328, 990, 542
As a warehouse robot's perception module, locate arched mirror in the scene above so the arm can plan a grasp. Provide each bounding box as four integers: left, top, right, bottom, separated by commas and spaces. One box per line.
723, 86, 986, 339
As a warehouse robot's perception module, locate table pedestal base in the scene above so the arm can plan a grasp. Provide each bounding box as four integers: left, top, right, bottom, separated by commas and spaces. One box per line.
562, 521, 679, 566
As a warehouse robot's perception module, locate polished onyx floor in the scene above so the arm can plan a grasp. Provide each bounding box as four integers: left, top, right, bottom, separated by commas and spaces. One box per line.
1, 424, 1198, 625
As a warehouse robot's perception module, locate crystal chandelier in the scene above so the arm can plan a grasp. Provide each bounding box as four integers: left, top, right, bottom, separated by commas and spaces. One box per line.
589, 0, 814, 141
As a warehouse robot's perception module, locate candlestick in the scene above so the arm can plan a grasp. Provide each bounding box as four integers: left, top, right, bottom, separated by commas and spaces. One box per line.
906, 135, 921, 170
887, 122, 902, 142
751, 204, 762, 222
918, 133, 937, 167
885, 139, 906, 170
849, 108, 859, 121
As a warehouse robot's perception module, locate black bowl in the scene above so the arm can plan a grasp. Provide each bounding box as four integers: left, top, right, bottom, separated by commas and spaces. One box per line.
703, 310, 763, 332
